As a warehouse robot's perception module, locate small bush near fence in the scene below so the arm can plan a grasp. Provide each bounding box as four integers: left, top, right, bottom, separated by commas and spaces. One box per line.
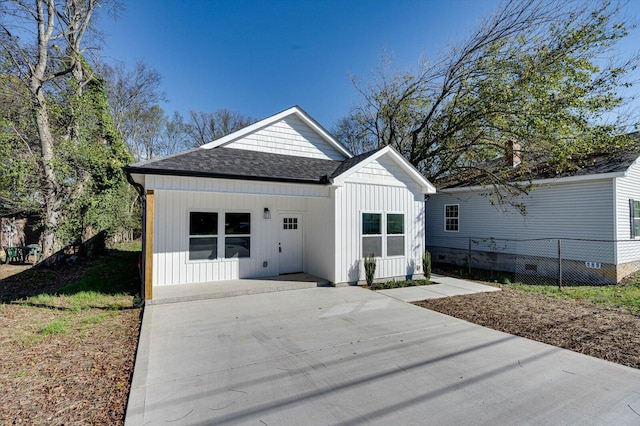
430, 237, 640, 287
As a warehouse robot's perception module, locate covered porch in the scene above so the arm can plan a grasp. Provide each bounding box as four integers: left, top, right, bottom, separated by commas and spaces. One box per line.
147, 273, 330, 305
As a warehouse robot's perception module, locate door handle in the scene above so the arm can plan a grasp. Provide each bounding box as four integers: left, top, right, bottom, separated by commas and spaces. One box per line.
279, 243, 282, 253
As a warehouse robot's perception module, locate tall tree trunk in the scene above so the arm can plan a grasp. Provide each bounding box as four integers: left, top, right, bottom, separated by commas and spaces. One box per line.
31, 0, 60, 257
33, 87, 62, 257
1, 0, 101, 258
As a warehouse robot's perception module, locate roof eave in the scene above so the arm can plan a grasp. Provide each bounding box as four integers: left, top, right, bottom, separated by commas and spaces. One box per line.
122, 166, 330, 186
439, 170, 627, 193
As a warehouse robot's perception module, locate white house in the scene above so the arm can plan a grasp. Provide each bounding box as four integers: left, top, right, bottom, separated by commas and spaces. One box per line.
125, 106, 436, 299
426, 138, 640, 284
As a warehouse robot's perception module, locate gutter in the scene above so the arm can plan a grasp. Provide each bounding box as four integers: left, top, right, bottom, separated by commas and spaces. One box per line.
125, 170, 146, 306
122, 166, 332, 186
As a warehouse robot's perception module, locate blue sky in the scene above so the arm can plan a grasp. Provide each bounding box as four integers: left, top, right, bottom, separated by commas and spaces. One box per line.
97, 0, 639, 130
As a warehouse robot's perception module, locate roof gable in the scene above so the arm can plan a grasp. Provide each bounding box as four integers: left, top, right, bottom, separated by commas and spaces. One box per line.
200, 106, 352, 161
332, 146, 436, 194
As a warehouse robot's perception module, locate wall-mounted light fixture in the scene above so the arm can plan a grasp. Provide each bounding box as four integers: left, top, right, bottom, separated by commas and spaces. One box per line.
263, 208, 271, 220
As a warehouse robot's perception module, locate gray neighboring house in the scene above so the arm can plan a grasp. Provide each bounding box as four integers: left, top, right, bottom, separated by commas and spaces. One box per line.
426, 137, 640, 284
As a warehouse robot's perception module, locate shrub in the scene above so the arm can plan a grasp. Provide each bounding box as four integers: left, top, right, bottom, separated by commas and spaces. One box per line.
370, 279, 430, 290
423, 251, 432, 281
364, 254, 376, 286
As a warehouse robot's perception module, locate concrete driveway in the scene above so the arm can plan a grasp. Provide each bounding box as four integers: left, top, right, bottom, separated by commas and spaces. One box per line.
126, 287, 640, 425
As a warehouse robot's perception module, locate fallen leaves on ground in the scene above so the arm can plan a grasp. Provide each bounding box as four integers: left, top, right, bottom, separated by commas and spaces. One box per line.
0, 304, 141, 424
0, 249, 141, 425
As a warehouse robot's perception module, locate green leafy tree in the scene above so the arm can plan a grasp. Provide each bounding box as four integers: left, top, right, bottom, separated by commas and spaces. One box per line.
0, 72, 41, 215
0, 0, 129, 255
55, 73, 133, 244
338, 0, 639, 210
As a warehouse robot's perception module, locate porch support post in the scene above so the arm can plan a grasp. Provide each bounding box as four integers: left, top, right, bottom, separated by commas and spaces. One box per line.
145, 190, 155, 300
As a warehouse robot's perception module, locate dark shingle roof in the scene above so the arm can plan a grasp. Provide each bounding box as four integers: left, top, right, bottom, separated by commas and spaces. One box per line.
440, 133, 640, 189
124, 147, 379, 184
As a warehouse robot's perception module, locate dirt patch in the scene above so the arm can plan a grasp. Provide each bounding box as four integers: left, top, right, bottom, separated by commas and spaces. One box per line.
0, 249, 141, 424
415, 287, 640, 369
0, 305, 140, 424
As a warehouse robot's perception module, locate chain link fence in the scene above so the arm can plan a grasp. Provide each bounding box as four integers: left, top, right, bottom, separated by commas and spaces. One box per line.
429, 237, 640, 286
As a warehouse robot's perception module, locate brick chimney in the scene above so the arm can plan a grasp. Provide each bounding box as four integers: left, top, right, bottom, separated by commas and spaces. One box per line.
505, 140, 521, 167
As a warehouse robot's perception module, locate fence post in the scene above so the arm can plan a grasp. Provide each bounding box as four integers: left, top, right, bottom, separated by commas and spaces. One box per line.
468, 238, 472, 276
557, 239, 562, 289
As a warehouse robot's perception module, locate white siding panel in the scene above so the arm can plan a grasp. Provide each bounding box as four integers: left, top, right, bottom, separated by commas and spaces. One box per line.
152, 189, 327, 286
615, 160, 640, 264
146, 175, 329, 198
305, 197, 334, 281
349, 156, 410, 187
224, 116, 346, 160
427, 179, 616, 263
333, 182, 425, 284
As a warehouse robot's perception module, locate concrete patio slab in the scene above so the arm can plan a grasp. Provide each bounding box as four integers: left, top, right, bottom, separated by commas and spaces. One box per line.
431, 273, 502, 292
148, 273, 329, 305
126, 286, 640, 425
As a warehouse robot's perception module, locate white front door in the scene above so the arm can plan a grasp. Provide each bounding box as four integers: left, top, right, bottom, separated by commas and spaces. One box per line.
279, 213, 303, 274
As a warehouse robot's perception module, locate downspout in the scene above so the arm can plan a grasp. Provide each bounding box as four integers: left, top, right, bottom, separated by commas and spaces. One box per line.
424, 194, 430, 250
125, 170, 146, 306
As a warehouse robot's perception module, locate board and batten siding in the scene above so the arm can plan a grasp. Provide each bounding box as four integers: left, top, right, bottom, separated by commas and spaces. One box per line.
145, 174, 329, 198
149, 177, 333, 286
347, 155, 411, 185
222, 115, 346, 160
615, 159, 640, 264
427, 179, 616, 263
305, 196, 335, 281
333, 158, 425, 284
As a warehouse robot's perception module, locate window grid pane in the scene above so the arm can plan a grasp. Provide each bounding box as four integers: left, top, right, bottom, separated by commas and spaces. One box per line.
445, 205, 459, 231
363, 213, 382, 235
189, 237, 217, 260
362, 236, 382, 257
225, 237, 250, 258
632, 200, 640, 237
387, 236, 404, 256
190, 212, 217, 236
387, 214, 404, 235
225, 213, 251, 235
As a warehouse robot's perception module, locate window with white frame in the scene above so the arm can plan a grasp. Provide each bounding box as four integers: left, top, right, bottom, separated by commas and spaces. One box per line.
362, 213, 382, 257
631, 200, 640, 238
189, 212, 218, 260
225, 213, 251, 258
361, 213, 405, 258
445, 204, 459, 232
386, 213, 405, 256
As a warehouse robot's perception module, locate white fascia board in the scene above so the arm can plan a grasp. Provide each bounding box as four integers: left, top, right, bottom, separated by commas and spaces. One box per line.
333, 146, 437, 194
199, 106, 353, 159
440, 171, 626, 193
